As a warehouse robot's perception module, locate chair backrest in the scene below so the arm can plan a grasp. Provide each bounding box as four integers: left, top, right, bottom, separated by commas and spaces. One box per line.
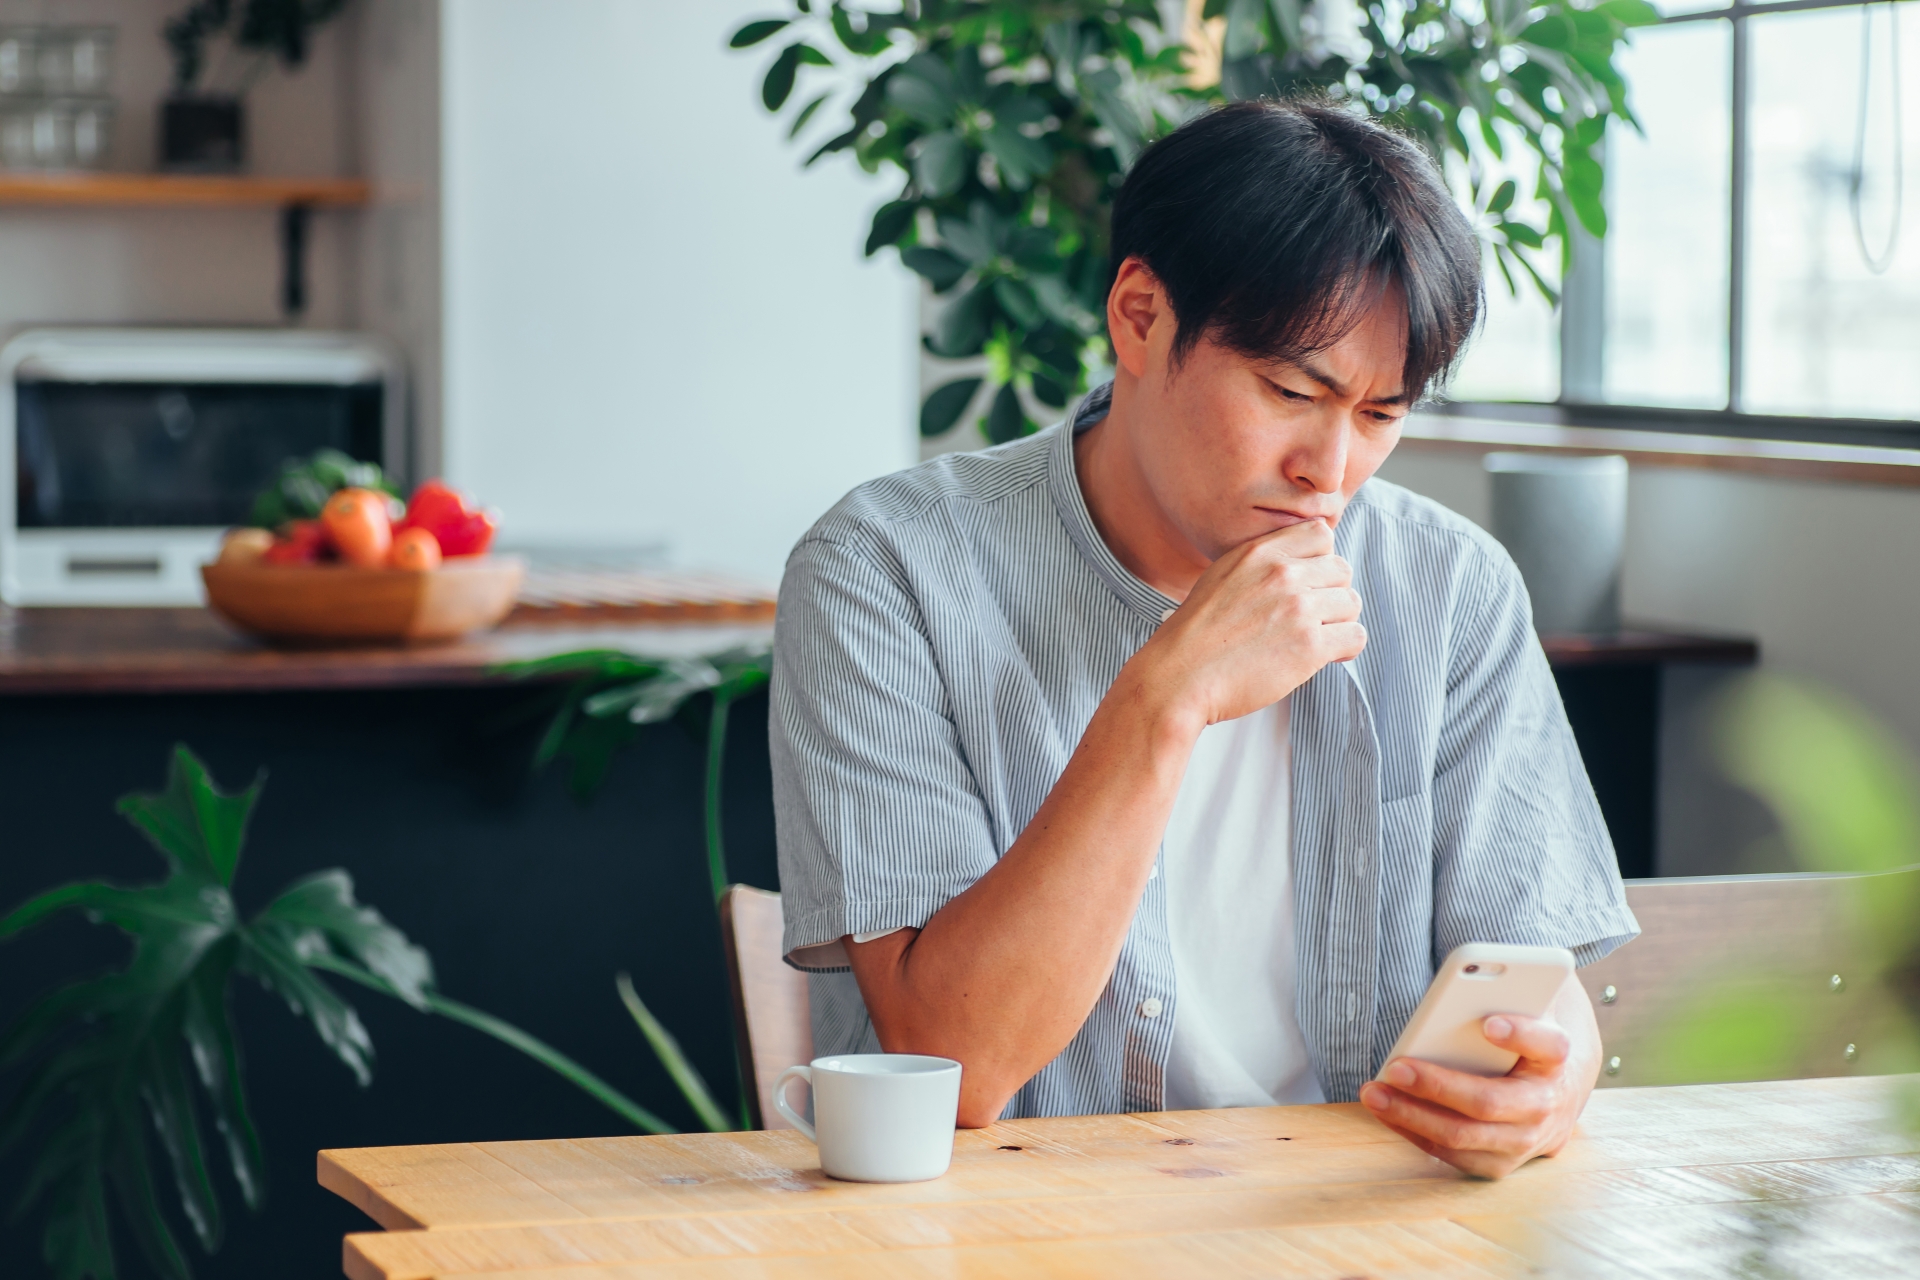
718, 885, 812, 1130
1578, 867, 1917, 1088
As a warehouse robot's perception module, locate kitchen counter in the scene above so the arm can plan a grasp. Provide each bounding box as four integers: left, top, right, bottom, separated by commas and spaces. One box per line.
0, 607, 1751, 697
0, 607, 774, 695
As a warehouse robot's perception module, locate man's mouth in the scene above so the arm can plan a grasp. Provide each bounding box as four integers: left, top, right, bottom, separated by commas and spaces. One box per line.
1254, 507, 1335, 529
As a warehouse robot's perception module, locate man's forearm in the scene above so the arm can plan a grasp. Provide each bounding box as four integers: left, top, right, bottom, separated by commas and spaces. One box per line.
847, 659, 1200, 1126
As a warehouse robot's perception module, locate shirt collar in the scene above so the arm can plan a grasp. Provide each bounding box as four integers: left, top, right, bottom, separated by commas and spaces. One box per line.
1047, 382, 1180, 626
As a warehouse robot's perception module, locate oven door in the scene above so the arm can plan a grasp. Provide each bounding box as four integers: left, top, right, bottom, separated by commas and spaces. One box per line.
1, 329, 403, 606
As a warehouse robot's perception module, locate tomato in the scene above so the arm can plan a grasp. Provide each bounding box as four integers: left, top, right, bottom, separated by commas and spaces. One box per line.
399, 480, 497, 558
321, 488, 394, 568
261, 519, 328, 565
388, 526, 443, 572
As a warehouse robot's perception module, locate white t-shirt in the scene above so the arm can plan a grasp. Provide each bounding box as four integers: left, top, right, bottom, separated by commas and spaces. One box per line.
1162, 698, 1325, 1110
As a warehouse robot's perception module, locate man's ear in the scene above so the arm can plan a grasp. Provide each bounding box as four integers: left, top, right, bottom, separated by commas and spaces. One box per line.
1106, 257, 1164, 379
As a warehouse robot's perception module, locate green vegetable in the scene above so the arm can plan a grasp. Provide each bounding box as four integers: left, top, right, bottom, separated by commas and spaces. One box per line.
247, 449, 396, 529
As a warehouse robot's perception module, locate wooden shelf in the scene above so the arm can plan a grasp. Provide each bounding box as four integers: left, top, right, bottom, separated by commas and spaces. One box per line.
0, 172, 368, 207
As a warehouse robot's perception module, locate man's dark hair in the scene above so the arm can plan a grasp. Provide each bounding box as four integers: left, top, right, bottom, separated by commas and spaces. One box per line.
1109, 98, 1483, 401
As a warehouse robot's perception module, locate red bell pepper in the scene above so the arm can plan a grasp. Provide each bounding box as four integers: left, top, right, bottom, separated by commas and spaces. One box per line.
398, 480, 497, 558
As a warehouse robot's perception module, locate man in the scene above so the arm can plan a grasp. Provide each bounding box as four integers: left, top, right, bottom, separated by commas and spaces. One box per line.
771, 99, 1638, 1180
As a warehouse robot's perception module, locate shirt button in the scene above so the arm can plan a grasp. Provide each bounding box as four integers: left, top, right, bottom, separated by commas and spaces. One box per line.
1138, 998, 1163, 1019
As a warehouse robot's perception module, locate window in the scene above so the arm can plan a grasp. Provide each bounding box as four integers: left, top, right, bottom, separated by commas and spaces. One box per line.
1449, 0, 1918, 437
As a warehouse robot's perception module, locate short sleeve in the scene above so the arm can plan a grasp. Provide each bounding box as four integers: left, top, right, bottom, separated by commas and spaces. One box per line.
1430, 546, 1641, 968
770, 533, 1002, 971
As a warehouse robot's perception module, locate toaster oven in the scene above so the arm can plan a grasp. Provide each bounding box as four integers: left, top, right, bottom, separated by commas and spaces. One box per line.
1, 328, 405, 605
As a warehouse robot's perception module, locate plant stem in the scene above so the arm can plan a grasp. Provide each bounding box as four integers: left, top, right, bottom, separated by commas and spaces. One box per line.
615, 974, 735, 1132
703, 691, 734, 903
310, 955, 679, 1136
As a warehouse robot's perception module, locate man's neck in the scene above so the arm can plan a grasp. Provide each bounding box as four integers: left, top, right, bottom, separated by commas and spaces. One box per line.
1072, 375, 1212, 602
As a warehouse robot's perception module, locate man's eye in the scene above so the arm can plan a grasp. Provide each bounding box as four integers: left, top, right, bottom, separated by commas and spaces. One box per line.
1278, 386, 1312, 402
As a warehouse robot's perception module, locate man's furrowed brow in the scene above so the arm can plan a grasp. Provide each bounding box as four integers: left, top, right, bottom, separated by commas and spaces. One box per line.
1290, 358, 1411, 406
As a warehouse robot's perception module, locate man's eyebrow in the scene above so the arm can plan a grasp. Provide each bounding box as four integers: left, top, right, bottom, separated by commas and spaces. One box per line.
1289, 359, 1411, 407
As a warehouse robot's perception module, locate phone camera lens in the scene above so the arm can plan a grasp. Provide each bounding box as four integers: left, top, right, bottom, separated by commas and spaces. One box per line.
1463, 964, 1479, 973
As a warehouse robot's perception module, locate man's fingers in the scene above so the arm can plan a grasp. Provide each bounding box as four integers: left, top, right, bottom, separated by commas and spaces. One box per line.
1304, 585, 1363, 624
1320, 621, 1367, 661
1484, 1015, 1572, 1071
1376, 1057, 1556, 1125
1267, 517, 1334, 557
1359, 1082, 1526, 1156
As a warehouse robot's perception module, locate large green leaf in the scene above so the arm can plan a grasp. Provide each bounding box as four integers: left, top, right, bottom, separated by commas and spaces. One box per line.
728, 18, 789, 48
250, 871, 434, 1009
913, 130, 969, 198
900, 245, 969, 292
920, 376, 984, 437
115, 745, 262, 886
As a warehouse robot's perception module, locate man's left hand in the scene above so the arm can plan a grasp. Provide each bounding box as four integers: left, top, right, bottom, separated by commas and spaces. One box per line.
1357, 988, 1601, 1179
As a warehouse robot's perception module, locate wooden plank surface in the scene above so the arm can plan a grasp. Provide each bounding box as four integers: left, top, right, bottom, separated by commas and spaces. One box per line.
323, 1076, 1918, 1279
0, 607, 772, 695
0, 172, 370, 206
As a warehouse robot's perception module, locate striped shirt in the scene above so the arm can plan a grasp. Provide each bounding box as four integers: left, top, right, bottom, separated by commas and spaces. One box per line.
770, 387, 1639, 1114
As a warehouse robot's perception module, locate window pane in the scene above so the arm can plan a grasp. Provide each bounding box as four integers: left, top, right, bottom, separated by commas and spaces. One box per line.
1603, 20, 1731, 409
1448, 116, 1560, 403
1745, 5, 1920, 419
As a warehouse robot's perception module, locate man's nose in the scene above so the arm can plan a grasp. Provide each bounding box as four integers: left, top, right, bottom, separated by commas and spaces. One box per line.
1284, 422, 1350, 496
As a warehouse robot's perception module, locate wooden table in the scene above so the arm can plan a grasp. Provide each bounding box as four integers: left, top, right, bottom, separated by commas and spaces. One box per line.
320, 1075, 1918, 1279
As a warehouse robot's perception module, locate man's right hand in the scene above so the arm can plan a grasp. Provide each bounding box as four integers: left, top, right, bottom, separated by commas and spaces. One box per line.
1134, 519, 1365, 729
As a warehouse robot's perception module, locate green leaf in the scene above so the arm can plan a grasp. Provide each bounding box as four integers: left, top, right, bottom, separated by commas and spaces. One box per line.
900, 245, 969, 291
115, 745, 262, 887
926, 282, 994, 358
180, 964, 265, 1211
864, 199, 915, 256
788, 91, 830, 139
1223, 0, 1265, 60
728, 18, 789, 49
237, 931, 376, 1086
1487, 178, 1518, 216
580, 658, 722, 725
992, 276, 1046, 329
983, 121, 1052, 188
885, 68, 956, 127
913, 131, 969, 199
140, 1031, 223, 1252
1031, 370, 1073, 409
762, 43, 803, 111
1594, 0, 1663, 27
108, 1116, 192, 1280
920, 377, 984, 437
616, 973, 735, 1132
938, 201, 1004, 265
985, 381, 1031, 444
1501, 219, 1545, 249
251, 870, 435, 1009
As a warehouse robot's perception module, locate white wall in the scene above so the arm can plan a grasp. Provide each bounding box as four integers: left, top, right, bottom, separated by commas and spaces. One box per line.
0, 0, 358, 331
1377, 443, 1920, 876
440, 0, 918, 580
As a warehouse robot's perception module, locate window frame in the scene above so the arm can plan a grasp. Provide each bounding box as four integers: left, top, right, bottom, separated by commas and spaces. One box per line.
1444, 0, 1920, 443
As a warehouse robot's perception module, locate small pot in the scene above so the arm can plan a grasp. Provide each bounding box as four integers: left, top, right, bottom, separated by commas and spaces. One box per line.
160, 94, 243, 172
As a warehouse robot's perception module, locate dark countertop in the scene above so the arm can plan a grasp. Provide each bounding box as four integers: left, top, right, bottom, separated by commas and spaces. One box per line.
0, 607, 774, 695
0, 608, 1754, 696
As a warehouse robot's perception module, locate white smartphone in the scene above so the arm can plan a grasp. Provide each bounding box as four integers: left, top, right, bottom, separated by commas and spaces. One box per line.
1376, 943, 1575, 1080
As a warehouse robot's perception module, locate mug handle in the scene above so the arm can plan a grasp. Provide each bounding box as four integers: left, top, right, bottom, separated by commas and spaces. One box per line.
771, 1065, 816, 1141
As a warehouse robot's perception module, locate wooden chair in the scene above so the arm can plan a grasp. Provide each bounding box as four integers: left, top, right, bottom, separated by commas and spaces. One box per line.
1579, 866, 1918, 1088
718, 884, 812, 1129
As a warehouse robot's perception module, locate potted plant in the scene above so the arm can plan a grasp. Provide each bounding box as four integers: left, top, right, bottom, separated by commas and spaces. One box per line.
731, 0, 1657, 443
159, 0, 350, 172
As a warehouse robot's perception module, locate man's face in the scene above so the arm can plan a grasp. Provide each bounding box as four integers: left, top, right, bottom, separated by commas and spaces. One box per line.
1117, 273, 1411, 562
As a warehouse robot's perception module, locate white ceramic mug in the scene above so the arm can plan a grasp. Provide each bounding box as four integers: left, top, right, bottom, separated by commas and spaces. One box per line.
772, 1053, 962, 1182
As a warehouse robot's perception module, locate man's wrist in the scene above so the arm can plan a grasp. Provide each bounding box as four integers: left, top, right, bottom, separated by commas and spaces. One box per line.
1105, 650, 1207, 759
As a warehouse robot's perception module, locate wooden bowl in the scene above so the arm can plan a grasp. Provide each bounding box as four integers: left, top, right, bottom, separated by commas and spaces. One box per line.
202, 556, 526, 646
